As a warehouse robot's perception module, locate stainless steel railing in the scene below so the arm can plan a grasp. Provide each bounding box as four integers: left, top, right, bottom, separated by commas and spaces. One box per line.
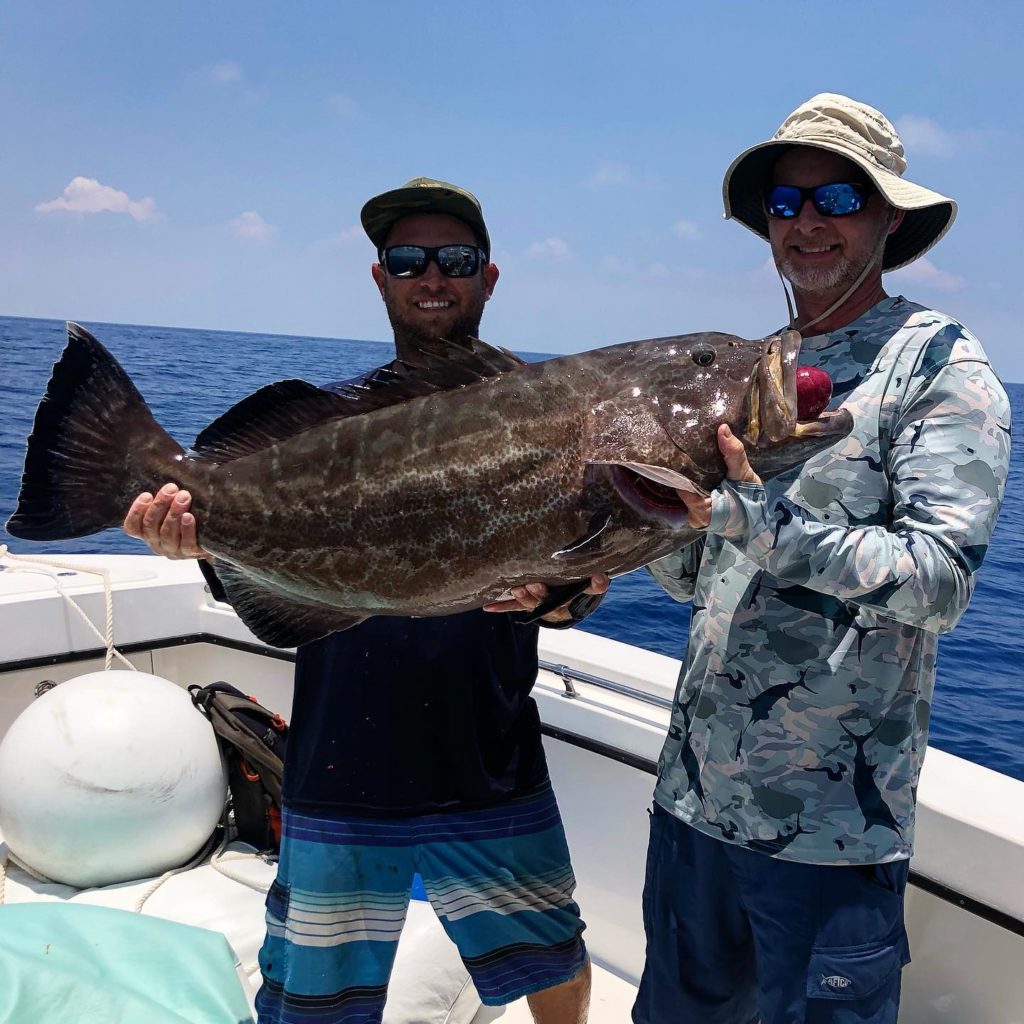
537, 658, 674, 710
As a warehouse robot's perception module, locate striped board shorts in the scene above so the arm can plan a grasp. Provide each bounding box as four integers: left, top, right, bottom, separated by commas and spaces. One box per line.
255, 782, 588, 1023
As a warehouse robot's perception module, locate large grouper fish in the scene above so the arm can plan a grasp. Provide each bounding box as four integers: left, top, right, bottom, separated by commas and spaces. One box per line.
7, 323, 852, 647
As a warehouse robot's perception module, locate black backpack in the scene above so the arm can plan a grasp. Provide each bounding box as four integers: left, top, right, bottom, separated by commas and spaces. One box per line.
189, 682, 288, 852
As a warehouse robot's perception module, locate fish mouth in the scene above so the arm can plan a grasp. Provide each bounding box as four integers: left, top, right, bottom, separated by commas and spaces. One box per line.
612, 467, 691, 512
604, 458, 709, 523
790, 409, 853, 438
745, 329, 800, 447
742, 329, 854, 475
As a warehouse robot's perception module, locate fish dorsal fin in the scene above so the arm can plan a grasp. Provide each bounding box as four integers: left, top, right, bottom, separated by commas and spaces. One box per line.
404, 335, 527, 376
326, 336, 525, 411
192, 337, 526, 462
192, 380, 356, 461
359, 335, 526, 395
308, 336, 526, 414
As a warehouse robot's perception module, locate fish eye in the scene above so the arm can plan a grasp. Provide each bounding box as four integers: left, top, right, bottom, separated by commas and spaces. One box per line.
692, 349, 715, 367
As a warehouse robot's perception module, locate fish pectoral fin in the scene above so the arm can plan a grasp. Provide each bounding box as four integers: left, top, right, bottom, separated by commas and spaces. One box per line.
213, 561, 366, 648
553, 511, 613, 561
519, 579, 594, 623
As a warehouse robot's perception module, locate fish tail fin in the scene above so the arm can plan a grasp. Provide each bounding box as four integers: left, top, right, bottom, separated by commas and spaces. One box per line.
6, 322, 185, 540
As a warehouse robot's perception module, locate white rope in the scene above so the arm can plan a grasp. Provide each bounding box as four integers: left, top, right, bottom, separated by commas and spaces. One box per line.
2, 819, 271, 909
132, 812, 273, 912
131, 821, 228, 912
210, 844, 274, 895
2, 831, 270, 976
0, 545, 135, 671
0, 843, 62, 905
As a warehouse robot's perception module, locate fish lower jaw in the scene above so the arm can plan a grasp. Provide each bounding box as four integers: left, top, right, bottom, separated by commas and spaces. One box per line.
792, 408, 854, 438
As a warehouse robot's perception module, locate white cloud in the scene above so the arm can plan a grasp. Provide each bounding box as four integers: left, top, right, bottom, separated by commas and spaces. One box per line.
601, 255, 638, 274
327, 92, 358, 117
585, 162, 631, 190
888, 257, 964, 292
35, 176, 158, 222
209, 61, 242, 84
895, 114, 955, 158
310, 223, 365, 252
228, 210, 273, 243
334, 223, 364, 242
524, 237, 571, 260
672, 218, 701, 240
645, 261, 707, 286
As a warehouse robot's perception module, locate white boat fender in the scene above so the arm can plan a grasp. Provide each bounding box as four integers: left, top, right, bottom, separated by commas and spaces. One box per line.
0, 670, 228, 888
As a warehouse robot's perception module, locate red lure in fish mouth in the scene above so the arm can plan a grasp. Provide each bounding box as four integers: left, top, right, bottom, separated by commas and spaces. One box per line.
796, 365, 834, 422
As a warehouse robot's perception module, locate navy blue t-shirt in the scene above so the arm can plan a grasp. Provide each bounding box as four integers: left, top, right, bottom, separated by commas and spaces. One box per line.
283, 610, 548, 816
202, 362, 555, 818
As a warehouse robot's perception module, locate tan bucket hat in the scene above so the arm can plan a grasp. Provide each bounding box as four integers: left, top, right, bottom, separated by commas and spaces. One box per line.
360, 177, 491, 257
722, 93, 956, 271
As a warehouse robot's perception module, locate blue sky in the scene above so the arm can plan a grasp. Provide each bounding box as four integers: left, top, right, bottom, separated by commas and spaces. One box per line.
2, 2, 1022, 380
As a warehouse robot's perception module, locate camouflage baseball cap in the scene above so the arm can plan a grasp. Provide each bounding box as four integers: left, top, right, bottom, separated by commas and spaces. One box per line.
360, 177, 491, 257
723, 93, 956, 271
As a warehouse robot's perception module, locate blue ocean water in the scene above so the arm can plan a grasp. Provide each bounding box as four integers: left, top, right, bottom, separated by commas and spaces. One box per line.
2, 315, 1021, 780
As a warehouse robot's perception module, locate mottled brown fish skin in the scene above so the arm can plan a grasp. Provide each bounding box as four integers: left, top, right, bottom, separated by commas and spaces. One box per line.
7, 324, 852, 645
191, 334, 798, 611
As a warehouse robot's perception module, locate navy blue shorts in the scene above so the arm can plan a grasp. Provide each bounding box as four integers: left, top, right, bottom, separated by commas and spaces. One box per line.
632, 806, 911, 1024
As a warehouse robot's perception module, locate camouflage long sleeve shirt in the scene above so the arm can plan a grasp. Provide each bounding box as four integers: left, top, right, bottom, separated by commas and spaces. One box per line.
648, 296, 1012, 864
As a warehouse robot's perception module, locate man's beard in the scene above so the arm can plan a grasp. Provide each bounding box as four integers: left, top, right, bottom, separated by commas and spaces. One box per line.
383, 293, 487, 353
780, 251, 858, 293
780, 220, 889, 296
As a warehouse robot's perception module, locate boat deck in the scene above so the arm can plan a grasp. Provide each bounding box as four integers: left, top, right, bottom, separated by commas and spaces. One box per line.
1, 551, 1023, 1022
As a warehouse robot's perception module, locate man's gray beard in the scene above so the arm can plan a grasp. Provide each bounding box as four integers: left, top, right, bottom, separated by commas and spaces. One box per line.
781, 218, 891, 296
780, 252, 857, 293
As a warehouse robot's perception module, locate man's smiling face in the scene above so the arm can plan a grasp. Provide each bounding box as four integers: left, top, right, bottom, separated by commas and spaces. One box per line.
767, 148, 895, 300
372, 212, 498, 352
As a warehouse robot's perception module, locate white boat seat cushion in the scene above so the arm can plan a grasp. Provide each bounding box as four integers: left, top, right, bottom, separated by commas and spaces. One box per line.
0, 834, 480, 1024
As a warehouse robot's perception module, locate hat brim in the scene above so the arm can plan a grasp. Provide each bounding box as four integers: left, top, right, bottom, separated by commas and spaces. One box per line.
360, 185, 491, 256
723, 140, 957, 271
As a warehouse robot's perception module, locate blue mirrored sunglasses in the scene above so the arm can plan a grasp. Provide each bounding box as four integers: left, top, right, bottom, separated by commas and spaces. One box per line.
381, 244, 485, 279
765, 182, 870, 219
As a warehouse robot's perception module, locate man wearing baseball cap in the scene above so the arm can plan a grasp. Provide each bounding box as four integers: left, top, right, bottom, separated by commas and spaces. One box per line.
124, 177, 603, 1022
638, 94, 1011, 1023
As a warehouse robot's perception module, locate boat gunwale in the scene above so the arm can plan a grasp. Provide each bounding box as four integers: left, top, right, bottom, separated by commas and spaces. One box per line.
2, 630, 1022, 939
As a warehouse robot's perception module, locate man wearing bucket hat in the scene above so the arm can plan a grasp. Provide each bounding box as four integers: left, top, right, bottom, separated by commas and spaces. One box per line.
637, 94, 1011, 1024
124, 177, 602, 1023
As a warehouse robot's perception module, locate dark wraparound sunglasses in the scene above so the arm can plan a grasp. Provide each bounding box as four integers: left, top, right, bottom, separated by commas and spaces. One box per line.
381, 244, 486, 278
765, 182, 870, 219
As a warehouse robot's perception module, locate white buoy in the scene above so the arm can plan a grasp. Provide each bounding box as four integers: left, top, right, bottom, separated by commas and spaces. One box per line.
0, 670, 227, 887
